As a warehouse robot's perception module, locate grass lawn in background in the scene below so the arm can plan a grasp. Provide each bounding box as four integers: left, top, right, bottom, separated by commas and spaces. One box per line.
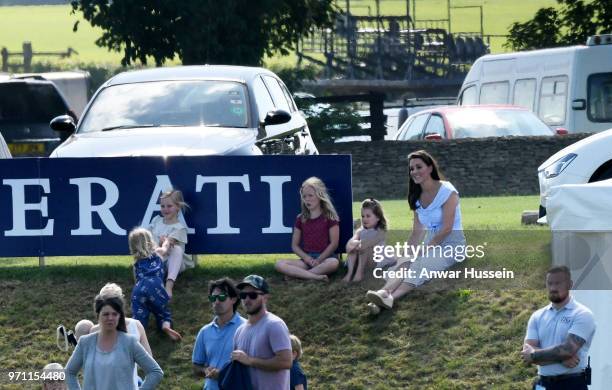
1, 195, 549, 389
0, 0, 559, 67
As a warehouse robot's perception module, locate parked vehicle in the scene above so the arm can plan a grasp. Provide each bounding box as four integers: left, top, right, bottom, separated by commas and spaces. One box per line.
538, 128, 612, 219
0, 76, 75, 156
458, 34, 612, 133
17, 71, 90, 116
50, 65, 318, 157
0, 129, 12, 158
394, 105, 559, 141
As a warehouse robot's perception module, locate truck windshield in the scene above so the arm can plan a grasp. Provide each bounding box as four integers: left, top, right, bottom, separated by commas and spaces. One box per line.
0, 82, 67, 123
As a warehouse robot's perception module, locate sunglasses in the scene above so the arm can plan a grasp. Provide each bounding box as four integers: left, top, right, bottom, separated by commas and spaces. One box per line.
239, 291, 265, 300
208, 294, 228, 302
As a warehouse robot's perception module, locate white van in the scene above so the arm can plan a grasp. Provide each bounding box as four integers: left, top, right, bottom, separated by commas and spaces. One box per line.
458, 34, 612, 133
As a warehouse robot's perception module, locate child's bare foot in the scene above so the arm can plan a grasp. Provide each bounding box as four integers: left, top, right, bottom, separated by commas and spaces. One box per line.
353, 275, 363, 282
342, 275, 352, 283
283, 275, 295, 282
316, 275, 329, 282
162, 325, 182, 341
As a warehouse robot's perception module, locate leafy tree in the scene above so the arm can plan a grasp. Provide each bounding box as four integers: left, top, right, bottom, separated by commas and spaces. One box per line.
71, 0, 337, 66
506, 0, 611, 50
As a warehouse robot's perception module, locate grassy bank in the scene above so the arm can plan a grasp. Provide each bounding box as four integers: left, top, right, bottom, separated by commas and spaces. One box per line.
0, 195, 549, 389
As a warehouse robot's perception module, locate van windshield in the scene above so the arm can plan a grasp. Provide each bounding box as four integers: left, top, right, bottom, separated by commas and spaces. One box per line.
78, 80, 249, 133
588, 73, 612, 122
0, 82, 67, 123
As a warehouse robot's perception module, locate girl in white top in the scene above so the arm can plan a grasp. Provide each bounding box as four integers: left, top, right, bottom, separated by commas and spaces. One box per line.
343, 198, 389, 283
366, 150, 466, 313
148, 189, 194, 298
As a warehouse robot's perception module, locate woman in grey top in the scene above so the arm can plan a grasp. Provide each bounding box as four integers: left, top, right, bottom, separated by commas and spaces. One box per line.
65, 295, 163, 390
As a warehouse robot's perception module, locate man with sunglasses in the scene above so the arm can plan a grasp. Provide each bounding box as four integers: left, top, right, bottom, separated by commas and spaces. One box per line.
193, 278, 246, 390
232, 274, 292, 389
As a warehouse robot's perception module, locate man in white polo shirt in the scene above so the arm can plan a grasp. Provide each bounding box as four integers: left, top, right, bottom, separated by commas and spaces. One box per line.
520, 266, 596, 390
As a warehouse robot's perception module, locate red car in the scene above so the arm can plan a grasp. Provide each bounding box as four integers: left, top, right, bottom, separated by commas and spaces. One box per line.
394, 105, 566, 141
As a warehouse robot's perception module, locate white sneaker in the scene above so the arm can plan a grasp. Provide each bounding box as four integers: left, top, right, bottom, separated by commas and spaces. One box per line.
366, 290, 393, 309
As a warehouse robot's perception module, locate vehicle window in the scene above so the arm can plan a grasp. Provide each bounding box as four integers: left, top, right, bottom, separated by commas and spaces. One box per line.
423, 115, 445, 138
278, 81, 297, 112
588, 72, 612, 122
513, 79, 536, 110
252, 76, 276, 121
78, 80, 249, 133
480, 82, 509, 104
395, 117, 412, 139
399, 114, 428, 140
459, 85, 477, 105
0, 82, 67, 123
447, 108, 553, 138
539, 76, 567, 126
262, 76, 291, 112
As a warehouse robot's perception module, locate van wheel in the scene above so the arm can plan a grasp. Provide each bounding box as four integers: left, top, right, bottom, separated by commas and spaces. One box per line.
589, 163, 612, 182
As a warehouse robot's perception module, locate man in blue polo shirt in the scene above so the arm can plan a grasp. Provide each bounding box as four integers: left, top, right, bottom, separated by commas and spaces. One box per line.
520, 266, 596, 390
193, 277, 246, 390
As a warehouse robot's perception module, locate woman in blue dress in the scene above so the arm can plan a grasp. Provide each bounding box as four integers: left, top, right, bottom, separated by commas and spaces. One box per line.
366, 150, 466, 313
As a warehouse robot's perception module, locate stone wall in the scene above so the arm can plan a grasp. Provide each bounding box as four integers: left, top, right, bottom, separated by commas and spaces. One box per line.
319, 134, 592, 199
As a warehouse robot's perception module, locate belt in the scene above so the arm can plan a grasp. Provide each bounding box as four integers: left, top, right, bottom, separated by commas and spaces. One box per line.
539, 372, 584, 384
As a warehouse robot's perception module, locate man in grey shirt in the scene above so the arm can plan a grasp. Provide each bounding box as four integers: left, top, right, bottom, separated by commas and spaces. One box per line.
231, 275, 292, 390
520, 266, 596, 390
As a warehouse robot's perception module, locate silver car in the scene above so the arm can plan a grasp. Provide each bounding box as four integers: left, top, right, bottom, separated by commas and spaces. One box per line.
50, 65, 318, 157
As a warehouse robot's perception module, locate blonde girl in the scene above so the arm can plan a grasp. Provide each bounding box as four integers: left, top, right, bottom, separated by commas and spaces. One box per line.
289, 334, 308, 390
129, 227, 182, 341
148, 189, 194, 298
275, 177, 340, 281
343, 198, 389, 283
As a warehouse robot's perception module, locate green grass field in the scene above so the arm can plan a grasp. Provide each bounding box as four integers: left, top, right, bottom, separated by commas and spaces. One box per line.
0, 0, 559, 67
0, 195, 550, 389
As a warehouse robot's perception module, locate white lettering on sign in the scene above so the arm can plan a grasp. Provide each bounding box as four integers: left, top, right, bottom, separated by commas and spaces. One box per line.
195, 175, 250, 234
1, 174, 301, 238
260, 176, 292, 234
3, 178, 54, 236
140, 175, 195, 234
70, 177, 126, 236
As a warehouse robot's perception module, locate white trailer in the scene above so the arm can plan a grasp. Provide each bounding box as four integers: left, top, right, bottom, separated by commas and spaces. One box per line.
548, 180, 612, 390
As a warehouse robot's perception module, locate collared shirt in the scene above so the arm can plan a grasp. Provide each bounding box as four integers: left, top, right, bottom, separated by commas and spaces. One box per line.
193, 312, 246, 390
525, 296, 596, 376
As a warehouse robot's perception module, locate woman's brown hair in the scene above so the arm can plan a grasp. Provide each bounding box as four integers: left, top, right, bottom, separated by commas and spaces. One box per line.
407, 150, 444, 210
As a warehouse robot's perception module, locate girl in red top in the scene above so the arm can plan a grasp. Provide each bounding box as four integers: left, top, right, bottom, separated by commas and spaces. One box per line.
275, 177, 340, 281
